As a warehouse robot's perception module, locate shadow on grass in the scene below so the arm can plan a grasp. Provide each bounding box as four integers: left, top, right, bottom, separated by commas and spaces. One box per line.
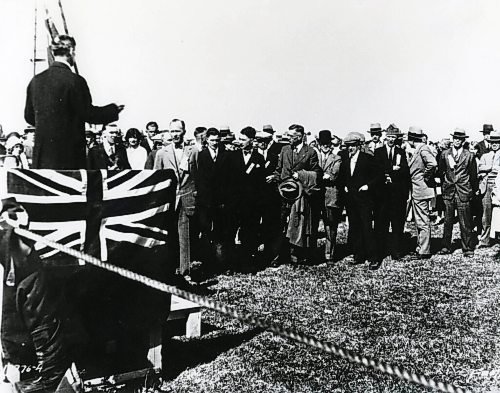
161, 324, 263, 380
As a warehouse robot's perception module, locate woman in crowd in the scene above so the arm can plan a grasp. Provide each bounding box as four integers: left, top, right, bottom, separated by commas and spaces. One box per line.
3, 133, 29, 168
125, 127, 148, 169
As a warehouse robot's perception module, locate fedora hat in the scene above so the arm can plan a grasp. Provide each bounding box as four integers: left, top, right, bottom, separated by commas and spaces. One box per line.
263, 124, 275, 134
487, 130, 500, 143
481, 124, 494, 134
344, 132, 363, 145
385, 124, 402, 136
318, 130, 332, 145
368, 123, 383, 134
408, 126, 425, 141
278, 178, 303, 202
256, 130, 273, 140
450, 128, 469, 139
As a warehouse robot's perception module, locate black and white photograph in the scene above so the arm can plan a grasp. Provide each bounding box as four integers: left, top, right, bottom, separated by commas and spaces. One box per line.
0, 0, 500, 392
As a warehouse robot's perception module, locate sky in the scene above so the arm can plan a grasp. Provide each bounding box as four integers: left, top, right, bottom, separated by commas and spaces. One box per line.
1, 0, 500, 140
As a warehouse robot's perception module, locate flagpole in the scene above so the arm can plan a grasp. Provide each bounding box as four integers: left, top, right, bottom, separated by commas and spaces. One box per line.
33, 0, 38, 76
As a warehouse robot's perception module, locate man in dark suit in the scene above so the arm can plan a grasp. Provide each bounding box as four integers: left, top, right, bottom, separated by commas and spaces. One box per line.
255, 126, 284, 263
24, 35, 123, 169
195, 128, 237, 269
373, 126, 410, 261
338, 132, 383, 269
438, 128, 478, 256
274, 124, 322, 263
87, 124, 131, 170
230, 127, 266, 261
476, 124, 493, 158
315, 130, 342, 262
141, 121, 159, 154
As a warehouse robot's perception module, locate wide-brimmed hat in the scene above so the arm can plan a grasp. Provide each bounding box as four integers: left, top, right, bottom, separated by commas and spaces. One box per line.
221, 133, 235, 143
481, 124, 494, 134
450, 128, 469, 139
278, 178, 303, 201
318, 130, 332, 145
263, 125, 275, 134
5, 135, 24, 151
408, 126, 425, 141
344, 132, 363, 145
487, 130, 500, 143
368, 123, 383, 134
385, 124, 403, 136
256, 130, 273, 140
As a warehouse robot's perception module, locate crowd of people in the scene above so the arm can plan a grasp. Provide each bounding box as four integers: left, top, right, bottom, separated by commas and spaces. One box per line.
4, 119, 500, 278
2, 33, 500, 389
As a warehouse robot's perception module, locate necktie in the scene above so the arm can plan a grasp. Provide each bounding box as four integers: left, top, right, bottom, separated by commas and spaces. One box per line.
243, 150, 251, 156
389, 148, 393, 163
109, 145, 115, 156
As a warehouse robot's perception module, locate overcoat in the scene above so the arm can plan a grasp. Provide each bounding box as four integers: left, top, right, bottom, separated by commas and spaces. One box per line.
24, 62, 119, 169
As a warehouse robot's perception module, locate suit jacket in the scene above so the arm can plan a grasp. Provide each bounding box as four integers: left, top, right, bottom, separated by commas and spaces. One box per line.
153, 145, 197, 209
476, 140, 491, 159
230, 150, 266, 209
373, 145, 410, 200
259, 142, 284, 206
408, 144, 437, 200
140, 138, 156, 155
478, 150, 500, 193
338, 151, 382, 205
439, 148, 478, 202
195, 146, 236, 208
274, 144, 322, 181
24, 62, 119, 169
316, 148, 342, 208
86, 144, 131, 170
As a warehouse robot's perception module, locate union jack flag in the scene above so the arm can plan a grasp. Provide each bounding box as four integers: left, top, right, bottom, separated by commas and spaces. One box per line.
0, 169, 176, 264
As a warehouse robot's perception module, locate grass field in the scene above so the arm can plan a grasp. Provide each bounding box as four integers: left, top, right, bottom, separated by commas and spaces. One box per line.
157, 222, 500, 393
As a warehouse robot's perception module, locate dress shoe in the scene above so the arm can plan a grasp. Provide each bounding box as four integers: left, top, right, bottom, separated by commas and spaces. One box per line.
437, 248, 451, 255
348, 258, 365, 266
463, 251, 474, 257
368, 260, 382, 270
477, 244, 490, 249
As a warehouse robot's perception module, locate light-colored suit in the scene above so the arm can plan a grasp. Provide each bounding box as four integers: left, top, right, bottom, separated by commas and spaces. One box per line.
154, 145, 197, 274
409, 144, 437, 255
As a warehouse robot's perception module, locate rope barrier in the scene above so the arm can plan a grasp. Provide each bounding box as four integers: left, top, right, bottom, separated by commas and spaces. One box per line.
11, 225, 471, 393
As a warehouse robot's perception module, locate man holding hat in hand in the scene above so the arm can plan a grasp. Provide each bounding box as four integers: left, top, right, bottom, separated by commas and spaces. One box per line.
438, 128, 478, 256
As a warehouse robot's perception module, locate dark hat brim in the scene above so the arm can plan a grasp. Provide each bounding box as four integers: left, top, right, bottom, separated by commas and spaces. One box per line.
278, 179, 303, 201
450, 133, 469, 139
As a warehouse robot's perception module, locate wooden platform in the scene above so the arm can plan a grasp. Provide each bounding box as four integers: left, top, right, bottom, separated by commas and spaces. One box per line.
147, 295, 202, 369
